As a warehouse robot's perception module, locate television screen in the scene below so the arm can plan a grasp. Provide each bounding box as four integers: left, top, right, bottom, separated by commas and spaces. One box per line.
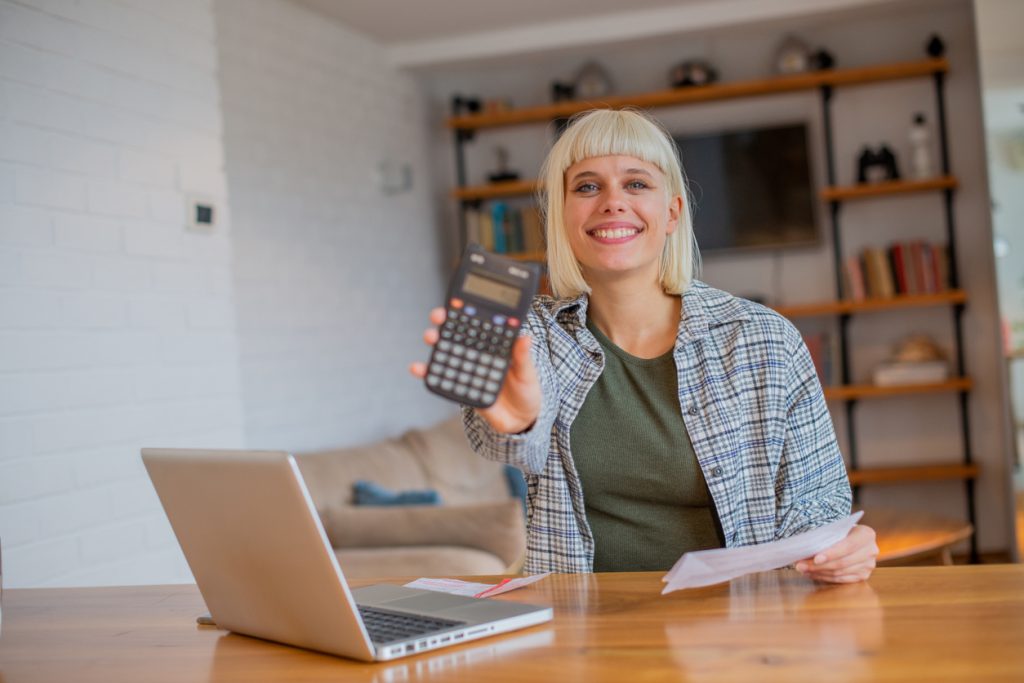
673, 123, 818, 253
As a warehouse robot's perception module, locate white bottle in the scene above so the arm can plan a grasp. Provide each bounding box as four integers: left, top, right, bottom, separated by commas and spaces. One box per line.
909, 113, 934, 179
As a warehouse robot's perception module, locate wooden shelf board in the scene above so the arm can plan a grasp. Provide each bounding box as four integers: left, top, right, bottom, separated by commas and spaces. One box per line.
775, 289, 967, 319
848, 463, 979, 486
820, 175, 958, 201
452, 179, 538, 201
447, 58, 948, 130
824, 377, 972, 402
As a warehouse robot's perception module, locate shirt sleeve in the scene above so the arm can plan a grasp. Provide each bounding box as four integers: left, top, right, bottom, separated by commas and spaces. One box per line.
773, 322, 853, 539
461, 301, 560, 475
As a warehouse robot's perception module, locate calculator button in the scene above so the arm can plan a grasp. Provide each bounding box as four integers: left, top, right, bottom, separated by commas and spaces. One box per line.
441, 379, 454, 391
483, 322, 492, 331
474, 365, 488, 377
450, 298, 464, 309
447, 358, 461, 370
453, 333, 465, 343
444, 368, 458, 379
454, 384, 468, 397
458, 372, 472, 384
470, 317, 481, 327
505, 328, 517, 338
485, 381, 499, 392
488, 369, 503, 381
507, 317, 520, 328
427, 375, 441, 387
468, 388, 481, 401
471, 376, 484, 389
493, 315, 506, 326
452, 344, 466, 356
440, 328, 453, 339
465, 305, 476, 316
481, 393, 495, 404
437, 351, 451, 362
480, 353, 494, 365
437, 340, 452, 351
467, 328, 478, 338
493, 358, 507, 369
465, 349, 479, 361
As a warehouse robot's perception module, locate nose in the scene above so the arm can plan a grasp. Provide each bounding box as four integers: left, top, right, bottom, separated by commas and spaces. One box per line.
599, 186, 627, 213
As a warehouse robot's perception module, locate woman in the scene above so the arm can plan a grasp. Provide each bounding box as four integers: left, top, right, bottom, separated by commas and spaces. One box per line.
412, 109, 877, 582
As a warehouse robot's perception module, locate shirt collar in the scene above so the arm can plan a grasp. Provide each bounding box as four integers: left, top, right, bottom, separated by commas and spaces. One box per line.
551, 280, 751, 344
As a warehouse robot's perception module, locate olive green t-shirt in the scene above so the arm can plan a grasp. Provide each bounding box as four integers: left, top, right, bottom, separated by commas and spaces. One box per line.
570, 319, 723, 572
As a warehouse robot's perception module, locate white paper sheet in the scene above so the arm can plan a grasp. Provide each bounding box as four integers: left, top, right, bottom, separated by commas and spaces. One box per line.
405, 573, 551, 598
661, 511, 864, 594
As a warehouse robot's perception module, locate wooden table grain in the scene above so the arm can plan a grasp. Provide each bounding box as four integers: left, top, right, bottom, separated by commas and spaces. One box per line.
2, 566, 1023, 682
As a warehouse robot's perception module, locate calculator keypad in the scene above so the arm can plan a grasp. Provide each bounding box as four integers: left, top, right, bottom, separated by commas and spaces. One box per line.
426, 305, 519, 407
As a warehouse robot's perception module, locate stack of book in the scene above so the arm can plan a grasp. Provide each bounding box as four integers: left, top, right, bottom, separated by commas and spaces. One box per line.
464, 203, 544, 256
842, 241, 949, 300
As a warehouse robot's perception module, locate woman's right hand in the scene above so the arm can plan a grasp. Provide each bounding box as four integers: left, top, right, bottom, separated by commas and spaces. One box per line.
410, 307, 542, 435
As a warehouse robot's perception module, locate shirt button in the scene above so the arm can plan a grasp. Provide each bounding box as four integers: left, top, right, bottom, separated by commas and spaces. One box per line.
711, 466, 724, 477
687, 405, 699, 416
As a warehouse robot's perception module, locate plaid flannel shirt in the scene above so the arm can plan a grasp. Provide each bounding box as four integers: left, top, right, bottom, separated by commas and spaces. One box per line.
463, 280, 851, 574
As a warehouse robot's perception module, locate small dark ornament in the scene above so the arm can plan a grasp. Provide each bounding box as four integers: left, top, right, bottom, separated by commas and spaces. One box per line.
551, 81, 575, 103
809, 49, 835, 71
669, 59, 718, 88
451, 94, 482, 116
487, 146, 520, 184
857, 144, 902, 184
926, 34, 945, 58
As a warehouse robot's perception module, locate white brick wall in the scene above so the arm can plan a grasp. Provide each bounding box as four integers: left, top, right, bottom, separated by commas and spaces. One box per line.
214, 0, 454, 452
0, 0, 246, 587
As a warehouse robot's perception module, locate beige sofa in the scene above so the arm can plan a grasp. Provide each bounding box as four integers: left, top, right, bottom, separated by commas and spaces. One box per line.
295, 415, 526, 579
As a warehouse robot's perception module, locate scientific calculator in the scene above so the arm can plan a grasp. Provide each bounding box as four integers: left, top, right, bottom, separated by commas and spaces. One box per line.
425, 244, 541, 408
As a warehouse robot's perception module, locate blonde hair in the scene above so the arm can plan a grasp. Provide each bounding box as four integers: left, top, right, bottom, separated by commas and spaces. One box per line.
538, 108, 699, 299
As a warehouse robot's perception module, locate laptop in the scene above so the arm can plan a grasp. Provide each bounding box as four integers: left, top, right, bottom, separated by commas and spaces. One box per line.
141, 448, 552, 661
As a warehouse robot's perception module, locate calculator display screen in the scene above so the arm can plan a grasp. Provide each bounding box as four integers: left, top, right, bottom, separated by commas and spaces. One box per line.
462, 272, 521, 308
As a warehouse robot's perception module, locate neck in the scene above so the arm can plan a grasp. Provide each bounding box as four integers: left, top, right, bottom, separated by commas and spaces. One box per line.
586, 276, 681, 359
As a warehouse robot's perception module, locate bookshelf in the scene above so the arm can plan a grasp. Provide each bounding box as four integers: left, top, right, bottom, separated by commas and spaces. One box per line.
446, 52, 977, 558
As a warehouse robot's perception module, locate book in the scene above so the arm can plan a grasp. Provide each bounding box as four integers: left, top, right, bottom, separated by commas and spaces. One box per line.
842, 255, 866, 301
491, 202, 507, 253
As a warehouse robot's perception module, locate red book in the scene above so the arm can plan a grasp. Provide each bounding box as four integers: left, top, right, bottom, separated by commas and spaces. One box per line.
890, 243, 909, 294
910, 241, 928, 294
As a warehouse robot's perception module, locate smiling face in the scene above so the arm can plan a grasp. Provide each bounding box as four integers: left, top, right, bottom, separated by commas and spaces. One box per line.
563, 154, 682, 287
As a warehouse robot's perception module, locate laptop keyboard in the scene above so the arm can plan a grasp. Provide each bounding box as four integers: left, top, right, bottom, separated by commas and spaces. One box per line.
357, 605, 467, 644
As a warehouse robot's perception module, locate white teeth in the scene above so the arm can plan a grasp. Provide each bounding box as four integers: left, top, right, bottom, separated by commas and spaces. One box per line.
592, 228, 639, 239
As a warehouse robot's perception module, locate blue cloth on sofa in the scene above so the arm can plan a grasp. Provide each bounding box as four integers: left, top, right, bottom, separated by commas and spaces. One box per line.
352, 480, 440, 506
504, 465, 527, 514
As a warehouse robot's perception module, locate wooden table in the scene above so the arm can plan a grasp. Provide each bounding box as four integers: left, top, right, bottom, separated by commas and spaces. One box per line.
2, 566, 1023, 682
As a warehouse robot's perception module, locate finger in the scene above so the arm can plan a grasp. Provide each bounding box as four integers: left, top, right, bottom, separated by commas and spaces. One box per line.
508, 335, 533, 378
801, 556, 876, 579
423, 328, 439, 346
409, 362, 427, 378
429, 307, 446, 326
797, 545, 876, 573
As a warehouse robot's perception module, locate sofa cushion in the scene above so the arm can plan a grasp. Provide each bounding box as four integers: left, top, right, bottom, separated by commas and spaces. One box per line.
335, 546, 507, 579
321, 498, 525, 569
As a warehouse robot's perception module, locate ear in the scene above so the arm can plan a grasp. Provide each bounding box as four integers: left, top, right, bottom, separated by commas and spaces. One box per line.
665, 194, 683, 235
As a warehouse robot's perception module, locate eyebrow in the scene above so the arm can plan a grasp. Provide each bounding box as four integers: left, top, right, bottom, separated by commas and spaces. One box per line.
569, 168, 655, 183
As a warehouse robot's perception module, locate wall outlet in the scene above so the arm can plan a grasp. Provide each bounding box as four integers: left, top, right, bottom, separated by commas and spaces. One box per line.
186, 195, 217, 233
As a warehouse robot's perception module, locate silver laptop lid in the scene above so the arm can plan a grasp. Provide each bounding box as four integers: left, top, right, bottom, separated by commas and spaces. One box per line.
141, 448, 376, 661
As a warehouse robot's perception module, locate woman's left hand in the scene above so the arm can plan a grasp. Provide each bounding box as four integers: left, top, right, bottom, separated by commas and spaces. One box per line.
795, 524, 879, 583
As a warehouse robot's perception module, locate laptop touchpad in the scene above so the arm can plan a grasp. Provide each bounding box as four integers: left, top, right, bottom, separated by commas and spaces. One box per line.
386, 592, 477, 613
